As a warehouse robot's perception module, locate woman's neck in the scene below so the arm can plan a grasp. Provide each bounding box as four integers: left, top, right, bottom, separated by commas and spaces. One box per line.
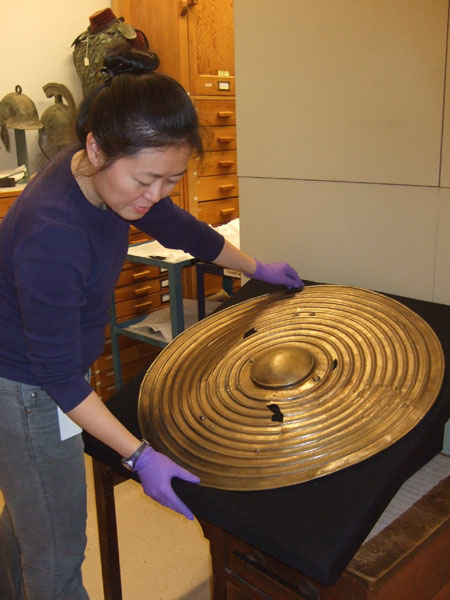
71, 150, 104, 209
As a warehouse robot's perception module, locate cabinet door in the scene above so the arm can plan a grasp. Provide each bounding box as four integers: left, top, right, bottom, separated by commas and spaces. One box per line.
111, 0, 190, 90
185, 0, 235, 96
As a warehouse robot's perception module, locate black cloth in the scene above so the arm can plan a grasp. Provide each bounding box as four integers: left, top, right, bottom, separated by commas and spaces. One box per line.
83, 280, 450, 585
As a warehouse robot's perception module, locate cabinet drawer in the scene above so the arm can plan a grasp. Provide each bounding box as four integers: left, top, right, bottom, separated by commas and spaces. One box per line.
198, 174, 238, 202
115, 290, 170, 321
195, 150, 238, 177
227, 541, 315, 600
96, 357, 154, 401
205, 126, 237, 151
195, 98, 236, 126
226, 578, 269, 600
202, 273, 241, 297
114, 278, 164, 303
129, 228, 152, 245
0, 194, 18, 218
97, 339, 160, 372
102, 333, 144, 356
197, 197, 239, 226
116, 264, 162, 286
95, 351, 160, 393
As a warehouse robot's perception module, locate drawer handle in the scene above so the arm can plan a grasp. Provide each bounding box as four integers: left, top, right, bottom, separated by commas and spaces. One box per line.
134, 301, 153, 309
220, 208, 236, 216
217, 111, 234, 118
132, 270, 151, 280
217, 136, 233, 144
218, 160, 235, 168
219, 184, 235, 192
134, 285, 154, 295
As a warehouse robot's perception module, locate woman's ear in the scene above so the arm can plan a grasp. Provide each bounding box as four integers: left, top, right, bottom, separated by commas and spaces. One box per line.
85, 132, 105, 169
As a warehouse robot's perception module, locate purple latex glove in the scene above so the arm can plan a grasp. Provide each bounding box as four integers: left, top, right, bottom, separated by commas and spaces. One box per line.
135, 446, 200, 520
249, 260, 304, 289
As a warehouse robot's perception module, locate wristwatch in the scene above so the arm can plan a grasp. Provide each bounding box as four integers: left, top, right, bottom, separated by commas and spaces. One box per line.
121, 439, 150, 472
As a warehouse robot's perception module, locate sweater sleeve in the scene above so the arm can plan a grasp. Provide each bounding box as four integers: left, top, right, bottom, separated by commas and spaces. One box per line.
12, 222, 93, 411
137, 197, 225, 261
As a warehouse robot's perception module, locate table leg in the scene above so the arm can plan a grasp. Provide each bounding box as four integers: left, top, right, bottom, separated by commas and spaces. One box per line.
92, 459, 124, 600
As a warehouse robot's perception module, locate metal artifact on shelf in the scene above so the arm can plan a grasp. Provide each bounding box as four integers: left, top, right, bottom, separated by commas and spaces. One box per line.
72, 9, 158, 97
139, 285, 445, 491
39, 83, 77, 159
0, 85, 42, 180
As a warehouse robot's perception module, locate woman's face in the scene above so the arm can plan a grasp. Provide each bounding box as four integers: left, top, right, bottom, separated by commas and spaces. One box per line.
84, 137, 192, 220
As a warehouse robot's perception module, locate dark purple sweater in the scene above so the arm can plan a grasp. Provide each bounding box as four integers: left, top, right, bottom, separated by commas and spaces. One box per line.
0, 148, 224, 411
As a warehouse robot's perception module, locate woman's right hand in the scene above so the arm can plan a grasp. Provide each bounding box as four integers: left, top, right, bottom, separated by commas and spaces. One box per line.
135, 446, 200, 520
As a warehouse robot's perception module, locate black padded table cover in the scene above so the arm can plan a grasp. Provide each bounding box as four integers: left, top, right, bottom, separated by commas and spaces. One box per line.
83, 280, 450, 585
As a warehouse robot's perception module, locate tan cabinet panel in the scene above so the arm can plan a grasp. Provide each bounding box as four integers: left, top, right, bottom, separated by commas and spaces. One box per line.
441, 21, 450, 187
238, 177, 439, 302
235, 0, 448, 186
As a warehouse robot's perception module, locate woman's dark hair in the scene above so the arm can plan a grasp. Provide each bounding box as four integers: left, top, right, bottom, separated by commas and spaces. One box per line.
75, 47, 203, 166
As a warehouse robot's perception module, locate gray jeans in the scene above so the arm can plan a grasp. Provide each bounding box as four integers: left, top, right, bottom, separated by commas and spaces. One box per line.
0, 377, 89, 600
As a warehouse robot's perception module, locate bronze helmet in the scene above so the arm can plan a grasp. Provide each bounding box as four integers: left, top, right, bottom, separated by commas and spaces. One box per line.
39, 83, 77, 158
0, 85, 42, 152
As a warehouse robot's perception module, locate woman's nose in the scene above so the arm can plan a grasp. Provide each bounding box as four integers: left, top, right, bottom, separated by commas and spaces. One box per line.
143, 180, 163, 202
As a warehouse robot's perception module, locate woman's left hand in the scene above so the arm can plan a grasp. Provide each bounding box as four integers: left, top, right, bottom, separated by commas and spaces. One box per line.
250, 260, 304, 289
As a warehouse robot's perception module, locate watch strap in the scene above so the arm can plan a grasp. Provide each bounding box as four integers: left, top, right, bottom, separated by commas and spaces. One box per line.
121, 439, 150, 472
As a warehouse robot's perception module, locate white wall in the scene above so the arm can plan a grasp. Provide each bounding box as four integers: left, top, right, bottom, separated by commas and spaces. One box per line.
234, 0, 450, 452
0, 0, 111, 175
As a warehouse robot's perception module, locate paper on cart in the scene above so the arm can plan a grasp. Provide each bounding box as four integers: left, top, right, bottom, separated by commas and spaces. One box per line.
127, 240, 194, 263
127, 218, 240, 263
126, 299, 221, 342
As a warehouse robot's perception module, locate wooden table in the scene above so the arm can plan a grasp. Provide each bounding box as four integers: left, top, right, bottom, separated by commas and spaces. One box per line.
83, 280, 450, 599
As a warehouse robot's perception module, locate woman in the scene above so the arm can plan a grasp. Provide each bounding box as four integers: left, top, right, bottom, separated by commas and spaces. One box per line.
0, 48, 303, 599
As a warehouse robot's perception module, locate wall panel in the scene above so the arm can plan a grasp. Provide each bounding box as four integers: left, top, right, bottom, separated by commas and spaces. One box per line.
239, 177, 440, 302
234, 0, 448, 186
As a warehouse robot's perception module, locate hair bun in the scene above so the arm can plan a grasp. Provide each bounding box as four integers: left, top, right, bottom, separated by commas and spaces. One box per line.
103, 46, 159, 78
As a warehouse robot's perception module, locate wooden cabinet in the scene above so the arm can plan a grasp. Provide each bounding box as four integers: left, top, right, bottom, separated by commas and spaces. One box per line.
112, 0, 240, 298
112, 0, 235, 96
